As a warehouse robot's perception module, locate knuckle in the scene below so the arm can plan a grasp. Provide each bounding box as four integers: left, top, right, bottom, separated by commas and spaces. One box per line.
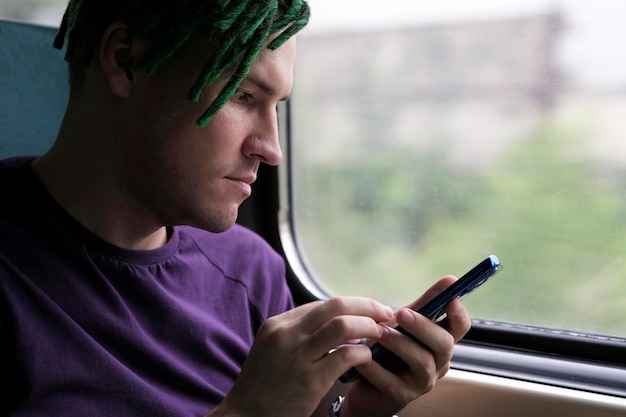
439, 362, 451, 378
441, 333, 455, 356
417, 353, 437, 375
410, 364, 438, 396
328, 315, 358, 335
257, 318, 291, 348
325, 296, 350, 313
369, 298, 383, 314
423, 373, 438, 393
333, 344, 370, 365
259, 314, 280, 333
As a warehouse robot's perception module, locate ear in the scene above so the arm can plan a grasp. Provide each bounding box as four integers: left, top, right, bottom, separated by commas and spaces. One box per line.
98, 22, 148, 98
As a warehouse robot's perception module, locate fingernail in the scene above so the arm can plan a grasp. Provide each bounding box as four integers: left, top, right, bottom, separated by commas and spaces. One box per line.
384, 306, 394, 319
398, 309, 415, 324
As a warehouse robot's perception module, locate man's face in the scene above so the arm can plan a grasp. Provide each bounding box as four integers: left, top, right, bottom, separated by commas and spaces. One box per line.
120, 37, 296, 232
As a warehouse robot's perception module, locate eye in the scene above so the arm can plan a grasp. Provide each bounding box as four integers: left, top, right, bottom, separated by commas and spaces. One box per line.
233, 90, 255, 105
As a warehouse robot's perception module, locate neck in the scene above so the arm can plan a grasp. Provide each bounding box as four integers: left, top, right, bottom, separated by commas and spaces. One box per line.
33, 109, 168, 251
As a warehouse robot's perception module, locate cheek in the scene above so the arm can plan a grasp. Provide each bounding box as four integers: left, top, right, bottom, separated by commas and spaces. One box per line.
161, 127, 229, 193
134, 76, 199, 128
132, 91, 245, 188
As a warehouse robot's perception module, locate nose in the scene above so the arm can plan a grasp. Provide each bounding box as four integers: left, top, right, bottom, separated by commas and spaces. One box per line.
243, 106, 283, 166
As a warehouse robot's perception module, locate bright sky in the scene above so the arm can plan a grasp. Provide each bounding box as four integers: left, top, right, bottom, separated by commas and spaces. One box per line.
304, 0, 626, 88
305, 0, 551, 31
305, 0, 620, 30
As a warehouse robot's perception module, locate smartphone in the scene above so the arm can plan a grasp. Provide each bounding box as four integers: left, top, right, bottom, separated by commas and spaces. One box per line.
339, 255, 502, 383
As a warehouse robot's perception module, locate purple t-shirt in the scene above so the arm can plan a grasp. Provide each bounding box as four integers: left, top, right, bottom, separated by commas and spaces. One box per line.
0, 157, 293, 417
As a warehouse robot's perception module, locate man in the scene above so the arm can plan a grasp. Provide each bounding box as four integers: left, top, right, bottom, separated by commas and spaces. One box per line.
0, 1, 471, 416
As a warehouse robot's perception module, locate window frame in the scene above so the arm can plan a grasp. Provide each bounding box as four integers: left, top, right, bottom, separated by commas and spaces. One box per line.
238, 99, 626, 400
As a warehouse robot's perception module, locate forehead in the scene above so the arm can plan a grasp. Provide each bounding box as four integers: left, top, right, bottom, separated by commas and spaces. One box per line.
244, 37, 297, 96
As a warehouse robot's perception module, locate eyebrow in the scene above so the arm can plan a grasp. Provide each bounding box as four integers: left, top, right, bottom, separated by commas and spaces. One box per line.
245, 74, 292, 101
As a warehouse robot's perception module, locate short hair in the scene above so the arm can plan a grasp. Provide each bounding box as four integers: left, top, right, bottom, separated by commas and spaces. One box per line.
53, 0, 310, 126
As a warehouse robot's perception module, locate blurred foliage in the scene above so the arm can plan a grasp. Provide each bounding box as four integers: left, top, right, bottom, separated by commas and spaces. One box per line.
295, 119, 626, 337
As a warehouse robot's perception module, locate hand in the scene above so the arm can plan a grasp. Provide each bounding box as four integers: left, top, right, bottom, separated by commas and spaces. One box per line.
341, 276, 472, 417
207, 297, 394, 417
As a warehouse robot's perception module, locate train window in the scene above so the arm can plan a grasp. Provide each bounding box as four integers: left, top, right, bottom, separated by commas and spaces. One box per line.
0, 1, 65, 25
287, 0, 626, 342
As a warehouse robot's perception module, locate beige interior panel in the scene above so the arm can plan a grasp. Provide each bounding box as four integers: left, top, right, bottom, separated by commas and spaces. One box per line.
402, 369, 626, 417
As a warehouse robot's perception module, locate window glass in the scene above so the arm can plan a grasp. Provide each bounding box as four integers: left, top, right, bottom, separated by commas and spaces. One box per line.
0, 0, 65, 25
292, 0, 626, 338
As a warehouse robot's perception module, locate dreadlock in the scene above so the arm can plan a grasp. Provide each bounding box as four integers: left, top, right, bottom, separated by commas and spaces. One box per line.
53, 0, 310, 127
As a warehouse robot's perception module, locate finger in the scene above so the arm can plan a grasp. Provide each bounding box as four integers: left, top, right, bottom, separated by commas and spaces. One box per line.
254, 301, 327, 354
272, 300, 325, 324
395, 308, 455, 373
354, 333, 438, 400
441, 298, 472, 342
296, 297, 393, 336
305, 315, 387, 358
320, 343, 377, 379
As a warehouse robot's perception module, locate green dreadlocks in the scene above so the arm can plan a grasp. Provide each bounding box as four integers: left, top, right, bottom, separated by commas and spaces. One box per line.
53, 0, 310, 127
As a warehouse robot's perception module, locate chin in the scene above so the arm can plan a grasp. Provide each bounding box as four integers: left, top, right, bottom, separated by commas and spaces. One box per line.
189, 207, 240, 233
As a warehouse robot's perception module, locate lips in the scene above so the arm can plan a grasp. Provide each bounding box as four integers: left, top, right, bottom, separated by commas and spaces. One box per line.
226, 174, 256, 196
227, 174, 256, 186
